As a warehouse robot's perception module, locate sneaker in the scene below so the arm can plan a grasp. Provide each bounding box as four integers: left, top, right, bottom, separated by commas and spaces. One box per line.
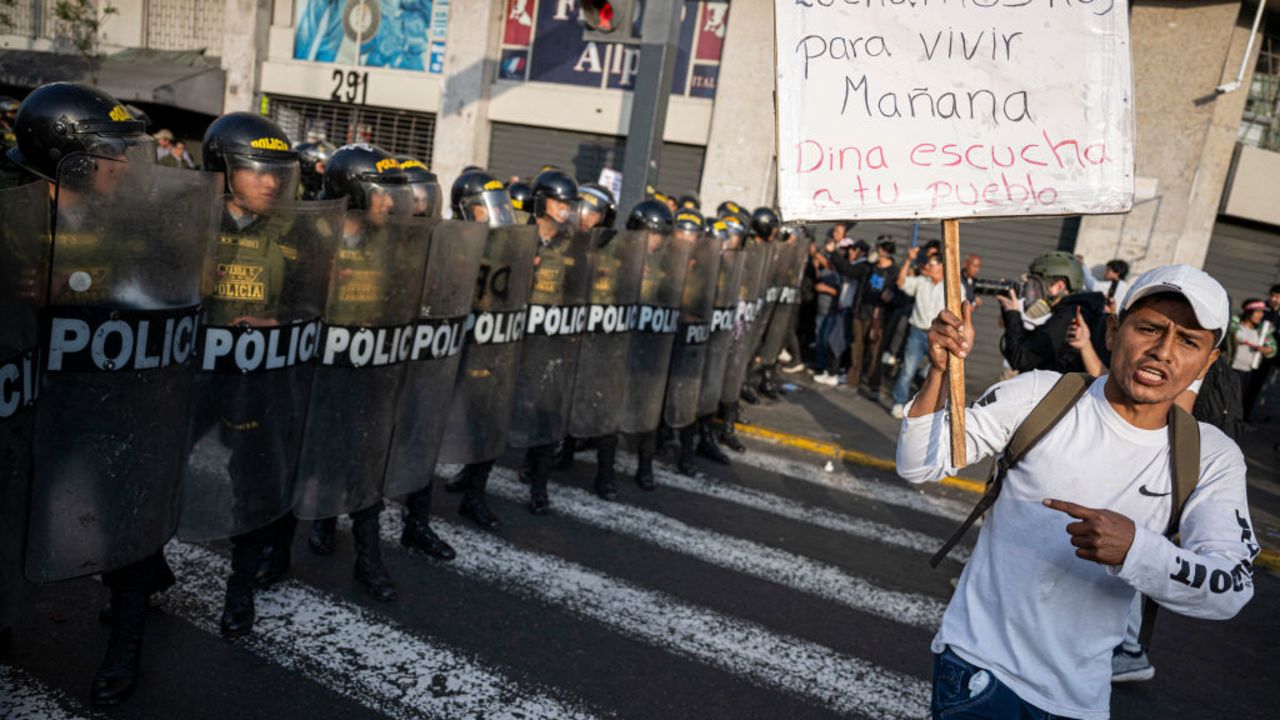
881, 352, 897, 367
778, 349, 792, 363
781, 362, 806, 374
1111, 647, 1154, 683
890, 404, 905, 419
814, 372, 839, 387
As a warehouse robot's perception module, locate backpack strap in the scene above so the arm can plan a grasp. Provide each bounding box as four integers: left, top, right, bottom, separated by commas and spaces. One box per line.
930, 373, 1092, 568
1138, 405, 1201, 645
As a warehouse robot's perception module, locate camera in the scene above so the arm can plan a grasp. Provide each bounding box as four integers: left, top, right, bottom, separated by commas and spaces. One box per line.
971, 278, 1021, 296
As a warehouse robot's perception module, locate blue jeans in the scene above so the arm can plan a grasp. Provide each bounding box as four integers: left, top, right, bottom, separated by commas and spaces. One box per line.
892, 326, 930, 405
813, 312, 838, 372
932, 647, 1066, 720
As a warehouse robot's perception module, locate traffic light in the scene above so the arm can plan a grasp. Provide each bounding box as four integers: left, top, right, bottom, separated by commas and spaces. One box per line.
581, 0, 639, 45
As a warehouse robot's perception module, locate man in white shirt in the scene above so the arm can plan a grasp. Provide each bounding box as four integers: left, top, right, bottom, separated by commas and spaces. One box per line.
897, 264, 1256, 719
1084, 258, 1131, 310
890, 248, 946, 418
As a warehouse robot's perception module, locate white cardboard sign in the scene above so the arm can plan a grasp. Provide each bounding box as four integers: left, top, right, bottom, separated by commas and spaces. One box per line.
774, 0, 1135, 222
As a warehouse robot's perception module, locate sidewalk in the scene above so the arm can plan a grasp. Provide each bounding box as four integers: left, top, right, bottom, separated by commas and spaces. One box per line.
738, 367, 1280, 570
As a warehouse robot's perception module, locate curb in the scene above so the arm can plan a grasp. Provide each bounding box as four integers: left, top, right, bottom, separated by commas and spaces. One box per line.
730, 421, 1280, 572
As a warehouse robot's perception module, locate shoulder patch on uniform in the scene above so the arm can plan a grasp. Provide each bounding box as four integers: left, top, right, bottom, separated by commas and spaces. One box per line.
279, 244, 299, 261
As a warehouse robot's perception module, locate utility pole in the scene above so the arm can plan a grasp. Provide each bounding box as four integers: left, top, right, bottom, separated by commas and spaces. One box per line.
617, 0, 683, 225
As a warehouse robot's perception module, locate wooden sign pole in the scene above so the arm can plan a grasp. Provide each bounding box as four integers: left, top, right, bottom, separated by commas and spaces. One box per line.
941, 219, 967, 468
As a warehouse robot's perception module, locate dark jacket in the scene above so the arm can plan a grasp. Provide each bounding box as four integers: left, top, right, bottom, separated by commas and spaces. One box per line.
1000, 291, 1109, 374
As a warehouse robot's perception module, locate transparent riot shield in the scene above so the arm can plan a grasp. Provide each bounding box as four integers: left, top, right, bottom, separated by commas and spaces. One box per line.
436, 224, 539, 465
758, 239, 809, 367
619, 230, 694, 435
697, 247, 745, 418
719, 242, 770, 406
382, 220, 487, 498
1, 182, 49, 624
27, 159, 220, 582
662, 233, 723, 429
293, 213, 431, 519
179, 199, 345, 541
567, 229, 645, 438
507, 224, 594, 449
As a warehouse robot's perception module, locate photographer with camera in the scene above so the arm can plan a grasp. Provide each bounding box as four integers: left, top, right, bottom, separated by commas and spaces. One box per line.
996, 251, 1110, 374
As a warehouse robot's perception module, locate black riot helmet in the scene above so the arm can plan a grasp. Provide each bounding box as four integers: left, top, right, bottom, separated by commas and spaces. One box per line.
750, 207, 780, 242
322, 143, 413, 213
507, 181, 533, 213
6, 82, 152, 181
678, 193, 701, 210
451, 169, 516, 227
625, 199, 673, 233
123, 104, 151, 131
397, 156, 442, 218
202, 112, 300, 212
295, 139, 336, 196
716, 200, 745, 219
577, 182, 616, 230
532, 169, 578, 223
673, 207, 704, 241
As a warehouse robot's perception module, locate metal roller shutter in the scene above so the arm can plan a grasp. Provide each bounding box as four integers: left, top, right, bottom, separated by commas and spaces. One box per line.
264, 95, 436, 165
843, 217, 1077, 397
1202, 219, 1280, 308
487, 122, 705, 195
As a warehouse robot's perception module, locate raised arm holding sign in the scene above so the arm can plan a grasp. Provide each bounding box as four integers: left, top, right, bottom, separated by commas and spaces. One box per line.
772, 0, 1134, 464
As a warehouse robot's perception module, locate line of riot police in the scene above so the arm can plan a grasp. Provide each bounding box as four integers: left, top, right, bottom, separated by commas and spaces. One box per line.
0, 82, 808, 708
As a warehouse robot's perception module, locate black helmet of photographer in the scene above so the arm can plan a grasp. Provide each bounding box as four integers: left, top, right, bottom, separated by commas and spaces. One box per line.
626, 199, 673, 233
750, 207, 780, 242
322, 143, 409, 212
6, 82, 151, 181
507, 181, 533, 213
577, 182, 616, 229
451, 169, 517, 226
396, 156, 442, 218
532, 169, 578, 222
202, 112, 299, 200
295, 140, 336, 194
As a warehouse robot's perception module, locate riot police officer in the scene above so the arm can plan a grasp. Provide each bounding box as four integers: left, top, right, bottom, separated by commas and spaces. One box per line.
295, 139, 336, 200
8, 82, 221, 706
749, 207, 786, 400
715, 207, 754, 452
576, 182, 617, 231
186, 112, 338, 637
508, 180, 533, 224
398, 156, 442, 217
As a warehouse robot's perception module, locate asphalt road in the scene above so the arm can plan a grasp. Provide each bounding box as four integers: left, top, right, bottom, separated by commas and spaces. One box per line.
2, 433, 1275, 719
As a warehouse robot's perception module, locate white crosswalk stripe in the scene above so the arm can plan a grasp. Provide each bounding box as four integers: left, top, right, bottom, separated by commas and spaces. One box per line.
0, 665, 86, 720
485, 467, 947, 629
162, 542, 603, 720
376, 513, 931, 719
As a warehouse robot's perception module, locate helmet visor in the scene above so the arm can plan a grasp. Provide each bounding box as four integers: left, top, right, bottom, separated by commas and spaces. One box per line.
226, 155, 300, 214
408, 180, 442, 218
78, 132, 155, 163
462, 189, 516, 227
363, 180, 416, 220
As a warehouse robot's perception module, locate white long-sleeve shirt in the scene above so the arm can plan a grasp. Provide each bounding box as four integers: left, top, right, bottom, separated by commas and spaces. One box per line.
897, 371, 1257, 719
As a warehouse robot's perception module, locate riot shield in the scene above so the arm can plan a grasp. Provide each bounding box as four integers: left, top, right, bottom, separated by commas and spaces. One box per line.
566, 229, 645, 438
757, 239, 810, 367
293, 213, 431, 520
696, 246, 745, 418
507, 224, 594, 449
382, 220, 487, 498
719, 243, 770, 406
619, 230, 694, 435
27, 159, 220, 582
1, 182, 49, 625
436, 224, 538, 465
662, 233, 723, 429
179, 199, 345, 541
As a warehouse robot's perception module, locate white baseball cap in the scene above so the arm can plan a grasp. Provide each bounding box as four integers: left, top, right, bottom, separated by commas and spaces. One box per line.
1121, 264, 1231, 346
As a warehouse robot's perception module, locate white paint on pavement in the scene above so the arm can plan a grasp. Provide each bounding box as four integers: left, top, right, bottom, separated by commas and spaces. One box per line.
0, 666, 86, 720
486, 468, 947, 629
379, 515, 931, 719
163, 542, 603, 720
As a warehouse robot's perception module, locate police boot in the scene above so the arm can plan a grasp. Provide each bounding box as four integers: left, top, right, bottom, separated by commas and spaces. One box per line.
718, 402, 746, 453
401, 488, 456, 561
758, 367, 781, 400
458, 464, 501, 531
554, 436, 577, 470
595, 436, 619, 501
740, 384, 759, 404
352, 507, 397, 602
527, 446, 554, 516
696, 417, 731, 465
634, 433, 657, 491
677, 425, 698, 476
255, 515, 296, 589
92, 590, 148, 707
308, 517, 337, 556
220, 546, 257, 637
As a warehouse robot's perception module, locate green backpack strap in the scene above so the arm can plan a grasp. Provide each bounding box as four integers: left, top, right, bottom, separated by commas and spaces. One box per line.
1138, 405, 1201, 645
930, 373, 1092, 568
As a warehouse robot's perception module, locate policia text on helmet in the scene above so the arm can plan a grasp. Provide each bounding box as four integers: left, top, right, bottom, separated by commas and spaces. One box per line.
203, 112, 300, 218
321, 143, 414, 223
451, 169, 517, 227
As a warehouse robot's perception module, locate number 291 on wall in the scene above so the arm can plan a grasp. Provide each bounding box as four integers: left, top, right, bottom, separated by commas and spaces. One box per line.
331, 70, 370, 104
